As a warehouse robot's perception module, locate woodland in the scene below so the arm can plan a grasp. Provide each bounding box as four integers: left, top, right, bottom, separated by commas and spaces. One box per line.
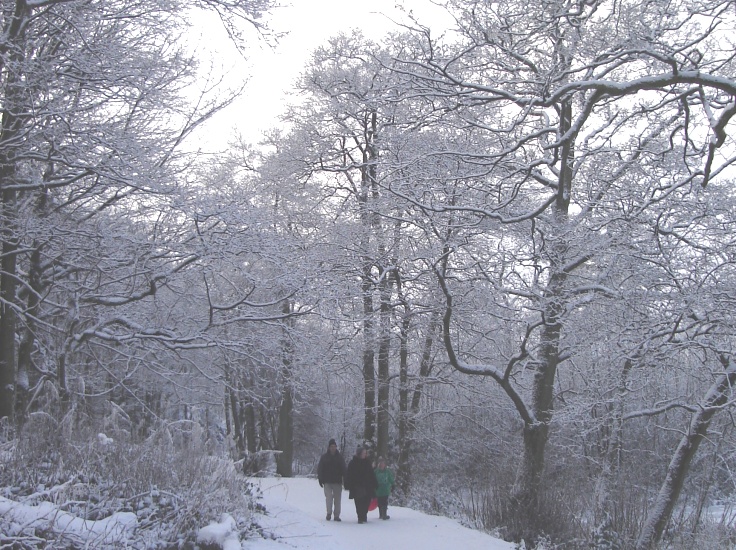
1, 0, 736, 549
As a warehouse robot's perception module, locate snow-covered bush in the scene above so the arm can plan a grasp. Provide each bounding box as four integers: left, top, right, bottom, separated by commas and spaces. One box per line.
0, 412, 262, 549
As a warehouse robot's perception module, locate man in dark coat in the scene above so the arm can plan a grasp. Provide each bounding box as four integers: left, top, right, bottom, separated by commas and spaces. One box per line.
344, 445, 378, 523
317, 438, 347, 521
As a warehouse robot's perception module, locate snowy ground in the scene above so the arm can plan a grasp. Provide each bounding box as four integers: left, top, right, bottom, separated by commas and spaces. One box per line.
247, 477, 516, 550
1, 474, 515, 548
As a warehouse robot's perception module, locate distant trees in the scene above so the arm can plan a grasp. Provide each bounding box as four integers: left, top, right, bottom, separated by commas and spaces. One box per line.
0, 0, 279, 427
250, 0, 736, 546
382, 0, 736, 544
3, 0, 736, 547
281, 32, 414, 455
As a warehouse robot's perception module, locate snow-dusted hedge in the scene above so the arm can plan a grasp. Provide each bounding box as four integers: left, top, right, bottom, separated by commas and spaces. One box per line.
0, 412, 263, 549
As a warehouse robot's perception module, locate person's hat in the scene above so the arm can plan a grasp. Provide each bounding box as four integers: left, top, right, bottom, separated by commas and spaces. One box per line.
377, 456, 385, 463
328, 438, 337, 447
356, 445, 365, 455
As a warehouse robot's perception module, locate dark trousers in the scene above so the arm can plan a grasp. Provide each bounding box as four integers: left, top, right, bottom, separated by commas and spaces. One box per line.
377, 495, 389, 517
354, 495, 370, 521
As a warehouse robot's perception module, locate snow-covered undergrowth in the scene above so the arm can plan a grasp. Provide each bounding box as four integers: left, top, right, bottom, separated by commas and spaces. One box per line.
0, 412, 264, 549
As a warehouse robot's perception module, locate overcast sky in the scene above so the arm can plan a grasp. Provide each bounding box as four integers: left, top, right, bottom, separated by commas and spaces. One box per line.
191, 0, 450, 150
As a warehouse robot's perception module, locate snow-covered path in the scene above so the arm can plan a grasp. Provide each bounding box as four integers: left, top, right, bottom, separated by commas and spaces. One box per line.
249, 477, 515, 549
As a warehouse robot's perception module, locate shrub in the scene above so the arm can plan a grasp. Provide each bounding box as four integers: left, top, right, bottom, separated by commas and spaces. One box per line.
0, 408, 261, 549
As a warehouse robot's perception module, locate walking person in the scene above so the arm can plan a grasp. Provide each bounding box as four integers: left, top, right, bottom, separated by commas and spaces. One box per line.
344, 445, 378, 524
374, 456, 395, 519
317, 438, 347, 521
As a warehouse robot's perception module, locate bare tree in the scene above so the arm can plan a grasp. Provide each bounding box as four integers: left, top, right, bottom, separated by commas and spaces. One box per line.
385, 0, 736, 541
0, 0, 277, 425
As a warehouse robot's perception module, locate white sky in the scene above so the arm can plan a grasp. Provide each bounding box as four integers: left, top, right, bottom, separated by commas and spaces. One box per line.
190, 0, 451, 151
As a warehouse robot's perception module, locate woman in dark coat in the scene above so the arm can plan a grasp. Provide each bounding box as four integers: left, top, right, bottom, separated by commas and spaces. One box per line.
344, 446, 378, 523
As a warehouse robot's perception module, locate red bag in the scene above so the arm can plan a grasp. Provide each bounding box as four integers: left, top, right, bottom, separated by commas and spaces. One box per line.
368, 497, 378, 511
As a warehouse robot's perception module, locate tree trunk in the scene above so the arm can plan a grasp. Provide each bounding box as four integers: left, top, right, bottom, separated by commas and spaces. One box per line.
397, 309, 439, 493
0, 191, 17, 422
276, 300, 294, 477
510, 269, 566, 544
509, 99, 576, 542
591, 357, 634, 545
16, 243, 43, 421
0, 1, 30, 424
376, 265, 391, 460
359, 109, 380, 444
361, 274, 376, 443
636, 359, 736, 550
397, 306, 412, 492
258, 406, 270, 450
245, 391, 257, 454
276, 385, 294, 476
227, 380, 245, 455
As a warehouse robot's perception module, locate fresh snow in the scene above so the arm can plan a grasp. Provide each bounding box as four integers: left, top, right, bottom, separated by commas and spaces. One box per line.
198, 513, 242, 550
247, 476, 515, 549
0, 475, 515, 549
0, 495, 137, 546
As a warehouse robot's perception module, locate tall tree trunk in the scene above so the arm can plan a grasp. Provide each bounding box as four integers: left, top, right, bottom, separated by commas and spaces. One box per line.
520, 97, 575, 532
397, 308, 439, 493
397, 306, 411, 490
361, 274, 376, 443
245, 387, 257, 454
516, 281, 563, 533
0, 186, 17, 423
511, 98, 573, 540
0, 1, 30, 424
15, 244, 42, 422
376, 265, 391, 459
226, 371, 245, 455
592, 357, 634, 546
276, 385, 294, 476
636, 358, 736, 550
276, 300, 294, 477
359, 109, 380, 444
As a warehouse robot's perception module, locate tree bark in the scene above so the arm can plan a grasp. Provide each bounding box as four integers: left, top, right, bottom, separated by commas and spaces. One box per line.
397, 306, 411, 491
276, 385, 294, 476
276, 300, 294, 477
515, 294, 562, 525
397, 309, 438, 493
227, 375, 245, 455
359, 109, 380, 444
0, 187, 18, 423
636, 358, 736, 550
361, 275, 376, 443
245, 388, 257, 454
512, 97, 574, 540
0, 0, 30, 423
376, 264, 392, 460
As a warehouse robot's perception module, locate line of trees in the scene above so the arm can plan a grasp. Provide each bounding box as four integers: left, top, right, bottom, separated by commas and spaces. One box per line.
2, 1, 736, 548
0, 0, 298, 442
256, 1, 736, 547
